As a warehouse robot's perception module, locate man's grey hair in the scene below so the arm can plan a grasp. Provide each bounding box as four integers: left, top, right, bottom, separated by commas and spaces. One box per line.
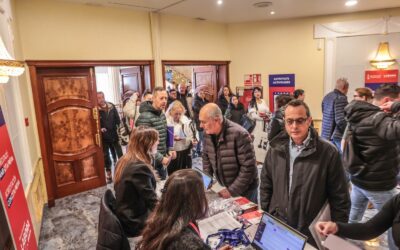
336, 78, 349, 90
204, 103, 223, 120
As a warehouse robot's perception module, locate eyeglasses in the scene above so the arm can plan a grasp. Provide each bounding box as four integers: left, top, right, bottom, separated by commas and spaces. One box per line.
285, 117, 308, 126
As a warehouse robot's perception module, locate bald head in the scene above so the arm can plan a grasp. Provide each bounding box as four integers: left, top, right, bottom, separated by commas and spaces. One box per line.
199, 103, 223, 135
200, 103, 223, 120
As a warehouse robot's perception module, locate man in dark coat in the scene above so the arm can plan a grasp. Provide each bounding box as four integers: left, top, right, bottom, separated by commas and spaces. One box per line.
136, 87, 176, 179
192, 86, 209, 157
344, 84, 400, 249
201, 103, 258, 203
260, 100, 350, 246
177, 83, 192, 118
321, 78, 349, 152
97, 91, 123, 183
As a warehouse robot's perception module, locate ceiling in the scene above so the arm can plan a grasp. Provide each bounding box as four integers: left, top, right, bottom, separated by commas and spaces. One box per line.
59, 0, 400, 23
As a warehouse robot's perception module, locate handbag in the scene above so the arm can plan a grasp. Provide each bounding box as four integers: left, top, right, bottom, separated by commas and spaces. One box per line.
240, 114, 256, 134
118, 119, 130, 146
342, 125, 366, 177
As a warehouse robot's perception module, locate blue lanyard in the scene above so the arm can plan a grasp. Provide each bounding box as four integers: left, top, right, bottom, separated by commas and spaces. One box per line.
205, 226, 251, 249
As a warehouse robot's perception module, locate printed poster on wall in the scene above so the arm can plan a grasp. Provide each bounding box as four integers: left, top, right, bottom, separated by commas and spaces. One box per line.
365, 69, 399, 90
244, 74, 262, 87
268, 74, 295, 112
0, 107, 37, 250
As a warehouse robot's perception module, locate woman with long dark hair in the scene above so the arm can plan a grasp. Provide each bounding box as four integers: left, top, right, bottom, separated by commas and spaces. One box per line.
114, 126, 159, 237
225, 95, 246, 125
136, 169, 232, 250
217, 85, 233, 115
248, 87, 271, 140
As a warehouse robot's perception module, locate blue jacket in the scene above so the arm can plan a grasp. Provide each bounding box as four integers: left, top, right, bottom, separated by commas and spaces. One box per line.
321, 89, 348, 140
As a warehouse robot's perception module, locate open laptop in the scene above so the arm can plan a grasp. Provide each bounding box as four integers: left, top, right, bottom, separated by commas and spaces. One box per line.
194, 167, 213, 189
252, 212, 307, 250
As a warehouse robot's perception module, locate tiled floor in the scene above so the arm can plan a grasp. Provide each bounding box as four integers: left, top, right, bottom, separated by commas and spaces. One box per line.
38, 157, 389, 250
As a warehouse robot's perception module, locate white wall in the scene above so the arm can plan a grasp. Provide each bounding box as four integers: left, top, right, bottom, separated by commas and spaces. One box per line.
336, 33, 400, 100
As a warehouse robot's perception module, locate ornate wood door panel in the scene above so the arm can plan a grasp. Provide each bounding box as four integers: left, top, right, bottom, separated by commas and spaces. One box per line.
36, 67, 105, 203
193, 66, 217, 102
120, 66, 142, 96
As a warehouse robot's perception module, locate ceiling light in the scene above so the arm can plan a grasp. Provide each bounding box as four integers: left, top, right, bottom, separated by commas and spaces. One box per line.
345, 0, 358, 7
253, 2, 273, 8
270, 11, 275, 15
370, 42, 396, 69
0, 37, 25, 84
217, 0, 223, 5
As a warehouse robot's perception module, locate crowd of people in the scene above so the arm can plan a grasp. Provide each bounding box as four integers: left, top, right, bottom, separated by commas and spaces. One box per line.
96, 80, 400, 250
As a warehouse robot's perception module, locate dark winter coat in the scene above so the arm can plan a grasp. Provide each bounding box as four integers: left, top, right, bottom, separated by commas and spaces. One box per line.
217, 95, 231, 115
96, 189, 130, 250
344, 100, 400, 191
267, 108, 284, 141
177, 91, 191, 118
321, 89, 348, 140
114, 162, 157, 237
166, 226, 211, 250
260, 128, 350, 243
202, 119, 258, 196
99, 102, 121, 143
135, 101, 168, 163
224, 103, 246, 125
192, 94, 209, 131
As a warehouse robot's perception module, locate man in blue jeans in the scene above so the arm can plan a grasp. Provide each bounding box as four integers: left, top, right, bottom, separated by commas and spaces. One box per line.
345, 84, 400, 250
321, 78, 349, 153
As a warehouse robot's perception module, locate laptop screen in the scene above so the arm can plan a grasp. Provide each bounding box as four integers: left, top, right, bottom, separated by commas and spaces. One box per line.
194, 167, 212, 189
252, 213, 307, 250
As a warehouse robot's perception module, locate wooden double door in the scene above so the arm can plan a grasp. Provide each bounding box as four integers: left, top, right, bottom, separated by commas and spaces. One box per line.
30, 66, 105, 206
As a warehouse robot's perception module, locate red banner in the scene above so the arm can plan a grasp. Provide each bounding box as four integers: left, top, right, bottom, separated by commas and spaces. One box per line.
239, 89, 253, 109
365, 70, 398, 83
268, 86, 295, 112
0, 107, 37, 250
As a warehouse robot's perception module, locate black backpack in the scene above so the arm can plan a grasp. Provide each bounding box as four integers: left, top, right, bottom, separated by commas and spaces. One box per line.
342, 124, 367, 177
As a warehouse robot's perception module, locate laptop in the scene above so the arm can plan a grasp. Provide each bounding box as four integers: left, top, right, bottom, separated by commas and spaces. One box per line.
252, 212, 307, 250
194, 167, 213, 189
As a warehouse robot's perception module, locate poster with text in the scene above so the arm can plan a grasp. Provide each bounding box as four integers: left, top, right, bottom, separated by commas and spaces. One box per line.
0, 107, 37, 250
268, 74, 295, 112
365, 69, 398, 90
244, 74, 262, 87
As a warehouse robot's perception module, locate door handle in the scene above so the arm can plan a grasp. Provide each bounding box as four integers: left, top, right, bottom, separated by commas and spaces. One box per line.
95, 133, 101, 147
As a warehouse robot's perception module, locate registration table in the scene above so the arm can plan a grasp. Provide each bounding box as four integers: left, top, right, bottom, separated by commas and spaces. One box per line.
201, 191, 317, 250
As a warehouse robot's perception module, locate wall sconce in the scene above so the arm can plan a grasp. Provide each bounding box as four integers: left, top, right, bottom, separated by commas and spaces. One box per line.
0, 37, 24, 84
370, 42, 397, 69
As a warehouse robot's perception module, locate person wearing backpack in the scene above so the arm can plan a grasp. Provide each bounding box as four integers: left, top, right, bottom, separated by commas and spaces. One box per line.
344, 84, 400, 250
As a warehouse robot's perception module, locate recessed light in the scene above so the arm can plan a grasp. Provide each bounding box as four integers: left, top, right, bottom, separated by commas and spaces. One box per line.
217, 0, 223, 5
345, 0, 358, 7
270, 11, 275, 15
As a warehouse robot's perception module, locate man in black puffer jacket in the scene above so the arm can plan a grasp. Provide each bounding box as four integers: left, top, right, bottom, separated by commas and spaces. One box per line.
345, 83, 400, 223
136, 87, 176, 179
201, 103, 258, 203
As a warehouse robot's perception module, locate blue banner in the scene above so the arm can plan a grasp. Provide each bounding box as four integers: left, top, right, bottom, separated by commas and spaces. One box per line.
269, 74, 295, 87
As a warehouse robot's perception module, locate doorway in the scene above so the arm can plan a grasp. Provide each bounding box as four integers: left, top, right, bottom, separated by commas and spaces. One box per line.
27, 60, 154, 206
162, 61, 230, 103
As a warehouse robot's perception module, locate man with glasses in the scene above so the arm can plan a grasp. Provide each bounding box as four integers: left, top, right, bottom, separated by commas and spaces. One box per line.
260, 100, 350, 246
